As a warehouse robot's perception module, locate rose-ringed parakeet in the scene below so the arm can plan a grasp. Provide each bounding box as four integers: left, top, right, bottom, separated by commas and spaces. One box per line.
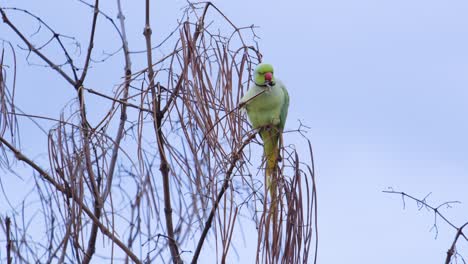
240, 63, 289, 201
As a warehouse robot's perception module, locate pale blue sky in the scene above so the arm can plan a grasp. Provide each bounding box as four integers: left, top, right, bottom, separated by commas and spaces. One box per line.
2, 0, 468, 263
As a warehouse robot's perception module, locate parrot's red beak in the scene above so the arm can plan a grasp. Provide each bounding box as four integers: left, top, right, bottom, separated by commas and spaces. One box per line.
264, 72, 273, 83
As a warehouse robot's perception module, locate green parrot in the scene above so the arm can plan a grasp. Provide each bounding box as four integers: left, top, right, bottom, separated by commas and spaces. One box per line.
240, 63, 289, 200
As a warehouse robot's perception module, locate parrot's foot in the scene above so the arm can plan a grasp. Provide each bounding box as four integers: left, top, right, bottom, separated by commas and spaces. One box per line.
277, 153, 282, 162
262, 124, 279, 133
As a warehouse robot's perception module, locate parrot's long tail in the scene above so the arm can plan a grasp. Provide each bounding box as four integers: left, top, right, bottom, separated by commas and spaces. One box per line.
260, 127, 280, 206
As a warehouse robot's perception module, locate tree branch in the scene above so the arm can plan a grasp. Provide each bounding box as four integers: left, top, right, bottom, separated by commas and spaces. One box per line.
143, 0, 182, 263
191, 132, 257, 264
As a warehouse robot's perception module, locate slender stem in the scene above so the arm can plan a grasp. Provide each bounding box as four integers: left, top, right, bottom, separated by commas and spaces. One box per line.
191, 132, 256, 264
101, 0, 132, 202
79, 2, 101, 263
143, 1, 182, 262
5, 217, 12, 264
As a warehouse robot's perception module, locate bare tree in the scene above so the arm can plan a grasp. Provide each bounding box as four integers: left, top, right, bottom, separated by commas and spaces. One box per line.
0, 1, 317, 263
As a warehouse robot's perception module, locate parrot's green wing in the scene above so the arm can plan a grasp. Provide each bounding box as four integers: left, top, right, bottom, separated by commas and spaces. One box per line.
279, 83, 289, 130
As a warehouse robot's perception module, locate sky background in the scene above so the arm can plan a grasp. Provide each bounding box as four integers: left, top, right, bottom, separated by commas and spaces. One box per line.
2, 0, 468, 263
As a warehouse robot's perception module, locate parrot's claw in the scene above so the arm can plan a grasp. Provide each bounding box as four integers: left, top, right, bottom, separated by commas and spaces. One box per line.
261, 125, 271, 131
277, 154, 282, 162
262, 124, 278, 133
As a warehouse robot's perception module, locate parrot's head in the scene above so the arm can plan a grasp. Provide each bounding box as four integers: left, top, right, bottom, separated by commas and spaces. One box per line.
254, 63, 275, 87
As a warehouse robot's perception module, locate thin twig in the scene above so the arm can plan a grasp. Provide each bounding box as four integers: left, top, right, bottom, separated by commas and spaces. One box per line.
191, 132, 256, 264
5, 217, 12, 264
78, 0, 99, 84
80, 2, 101, 263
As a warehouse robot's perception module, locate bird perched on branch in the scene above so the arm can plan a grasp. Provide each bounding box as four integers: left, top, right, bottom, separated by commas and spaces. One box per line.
240, 63, 289, 201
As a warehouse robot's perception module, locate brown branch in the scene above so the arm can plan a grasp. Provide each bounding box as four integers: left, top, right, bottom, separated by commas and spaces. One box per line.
101, 0, 132, 202
82, 200, 101, 264
143, 0, 182, 263
80, 2, 101, 263
191, 132, 257, 264
309, 140, 319, 264
78, 68, 99, 264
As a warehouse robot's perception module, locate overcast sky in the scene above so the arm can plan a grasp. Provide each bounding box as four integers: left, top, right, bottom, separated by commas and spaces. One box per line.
2, 0, 468, 263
